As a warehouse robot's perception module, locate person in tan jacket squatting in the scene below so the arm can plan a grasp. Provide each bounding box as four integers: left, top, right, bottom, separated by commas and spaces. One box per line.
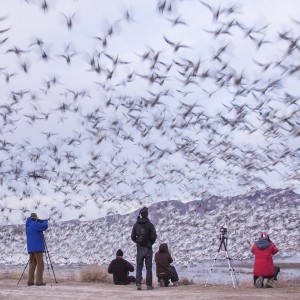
155, 243, 179, 287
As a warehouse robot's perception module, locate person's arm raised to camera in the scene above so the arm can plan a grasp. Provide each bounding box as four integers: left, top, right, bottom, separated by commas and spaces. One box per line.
270, 240, 279, 255
36, 219, 48, 231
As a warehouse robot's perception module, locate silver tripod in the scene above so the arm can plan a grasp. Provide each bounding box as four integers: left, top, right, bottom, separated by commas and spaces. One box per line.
205, 227, 239, 288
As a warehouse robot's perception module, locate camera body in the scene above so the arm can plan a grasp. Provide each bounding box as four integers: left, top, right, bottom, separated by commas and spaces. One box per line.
220, 226, 227, 237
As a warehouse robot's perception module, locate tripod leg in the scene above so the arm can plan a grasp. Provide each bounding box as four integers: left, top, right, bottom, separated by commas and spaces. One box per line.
231, 260, 239, 287
49, 258, 58, 284
205, 243, 222, 287
17, 259, 29, 285
44, 251, 52, 287
224, 248, 238, 288
44, 239, 58, 283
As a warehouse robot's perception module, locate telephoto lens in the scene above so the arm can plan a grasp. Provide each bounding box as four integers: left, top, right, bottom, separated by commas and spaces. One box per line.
220, 227, 227, 235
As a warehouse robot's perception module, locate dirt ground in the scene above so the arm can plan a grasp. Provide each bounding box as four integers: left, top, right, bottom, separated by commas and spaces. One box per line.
1, 279, 299, 300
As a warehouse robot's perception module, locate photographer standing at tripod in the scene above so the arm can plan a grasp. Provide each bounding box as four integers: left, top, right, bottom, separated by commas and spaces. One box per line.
25, 213, 48, 286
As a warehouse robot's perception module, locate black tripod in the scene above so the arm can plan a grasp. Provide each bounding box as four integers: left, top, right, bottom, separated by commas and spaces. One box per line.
17, 259, 29, 286
17, 236, 57, 286
44, 236, 58, 286
205, 227, 239, 288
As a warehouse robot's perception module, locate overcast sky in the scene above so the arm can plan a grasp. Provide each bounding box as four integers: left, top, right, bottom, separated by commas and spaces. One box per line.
0, 0, 299, 223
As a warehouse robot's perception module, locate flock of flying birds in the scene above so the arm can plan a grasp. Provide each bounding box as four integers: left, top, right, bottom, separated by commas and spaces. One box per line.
0, 0, 299, 223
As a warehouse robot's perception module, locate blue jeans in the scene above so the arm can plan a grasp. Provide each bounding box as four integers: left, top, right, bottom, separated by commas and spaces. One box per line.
136, 246, 153, 287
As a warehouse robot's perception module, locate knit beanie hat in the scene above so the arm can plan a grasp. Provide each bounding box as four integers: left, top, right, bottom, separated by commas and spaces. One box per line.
116, 249, 123, 257
139, 207, 148, 218
30, 213, 38, 219
260, 232, 269, 240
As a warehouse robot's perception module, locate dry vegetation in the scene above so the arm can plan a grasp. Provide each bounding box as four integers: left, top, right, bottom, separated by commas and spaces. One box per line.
179, 277, 194, 285
273, 277, 300, 288
70, 265, 300, 288
0, 270, 25, 280
2, 264, 299, 290
80, 265, 113, 283
78, 266, 196, 286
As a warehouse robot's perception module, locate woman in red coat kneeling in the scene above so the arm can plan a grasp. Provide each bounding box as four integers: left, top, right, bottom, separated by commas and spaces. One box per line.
251, 232, 280, 288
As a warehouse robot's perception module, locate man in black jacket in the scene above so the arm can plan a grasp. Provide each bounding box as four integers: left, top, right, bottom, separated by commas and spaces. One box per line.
131, 207, 157, 290
108, 249, 135, 285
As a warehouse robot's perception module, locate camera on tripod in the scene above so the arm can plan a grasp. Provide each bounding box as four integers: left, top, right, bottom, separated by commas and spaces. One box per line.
219, 226, 227, 239
35, 218, 48, 223
205, 225, 238, 288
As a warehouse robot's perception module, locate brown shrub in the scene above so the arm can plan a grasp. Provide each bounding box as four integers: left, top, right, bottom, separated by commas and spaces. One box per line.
80, 265, 113, 283
275, 277, 300, 287
0, 270, 27, 280
179, 277, 194, 285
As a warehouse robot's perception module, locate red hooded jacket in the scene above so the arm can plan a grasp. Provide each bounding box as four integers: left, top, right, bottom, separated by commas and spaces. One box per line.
251, 239, 279, 277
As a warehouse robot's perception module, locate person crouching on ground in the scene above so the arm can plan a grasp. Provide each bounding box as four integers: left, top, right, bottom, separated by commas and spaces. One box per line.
108, 249, 136, 285
25, 213, 48, 286
251, 232, 280, 288
155, 243, 179, 287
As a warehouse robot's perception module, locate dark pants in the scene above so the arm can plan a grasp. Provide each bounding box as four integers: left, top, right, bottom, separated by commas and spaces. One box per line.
115, 275, 136, 285
126, 275, 136, 284
158, 265, 179, 286
136, 246, 153, 287
253, 266, 280, 286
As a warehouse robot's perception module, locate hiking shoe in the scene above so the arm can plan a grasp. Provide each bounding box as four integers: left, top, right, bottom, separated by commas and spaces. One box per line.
266, 277, 275, 288
147, 285, 154, 290
136, 284, 141, 290
36, 282, 46, 286
27, 282, 34, 286
255, 277, 263, 288
159, 278, 165, 287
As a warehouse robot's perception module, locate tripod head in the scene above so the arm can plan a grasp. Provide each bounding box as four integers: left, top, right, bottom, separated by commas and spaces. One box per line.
219, 226, 227, 239
219, 226, 228, 249
205, 226, 238, 288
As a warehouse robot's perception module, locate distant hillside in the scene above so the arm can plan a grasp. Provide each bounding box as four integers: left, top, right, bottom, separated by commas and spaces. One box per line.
1, 189, 299, 266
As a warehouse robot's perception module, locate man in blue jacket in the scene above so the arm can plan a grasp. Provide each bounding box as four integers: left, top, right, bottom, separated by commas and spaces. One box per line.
26, 213, 48, 286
